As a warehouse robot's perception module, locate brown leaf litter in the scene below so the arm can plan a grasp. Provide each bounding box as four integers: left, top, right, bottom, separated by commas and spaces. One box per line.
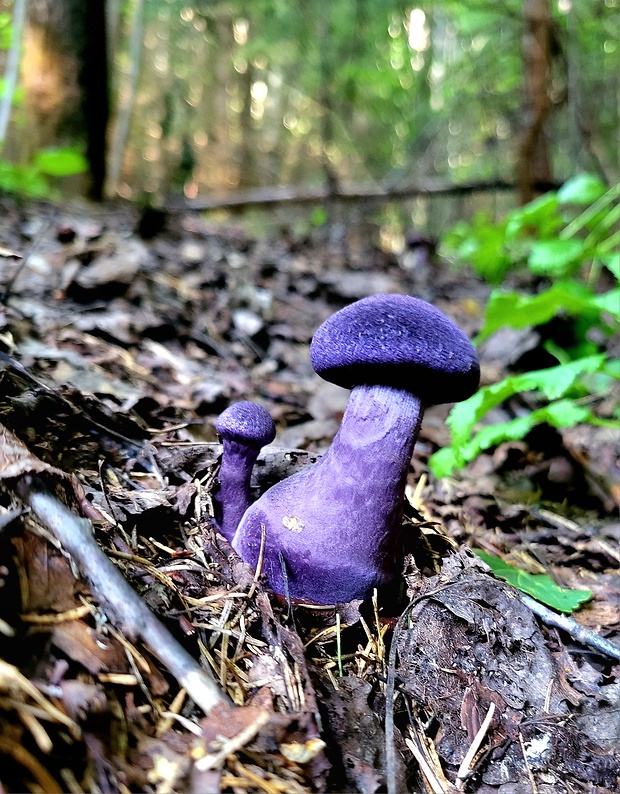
0, 198, 618, 793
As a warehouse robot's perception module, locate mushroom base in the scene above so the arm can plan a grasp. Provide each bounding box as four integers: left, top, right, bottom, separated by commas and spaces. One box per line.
232, 385, 423, 604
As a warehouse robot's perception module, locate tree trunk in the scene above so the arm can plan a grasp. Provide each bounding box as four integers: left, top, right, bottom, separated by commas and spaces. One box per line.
20, 0, 109, 199
68, 0, 109, 200
0, 0, 28, 150
238, 60, 257, 189
517, 0, 553, 205
107, 0, 144, 196
21, 0, 82, 160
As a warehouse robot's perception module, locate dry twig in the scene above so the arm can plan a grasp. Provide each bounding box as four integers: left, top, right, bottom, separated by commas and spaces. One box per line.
14, 476, 231, 715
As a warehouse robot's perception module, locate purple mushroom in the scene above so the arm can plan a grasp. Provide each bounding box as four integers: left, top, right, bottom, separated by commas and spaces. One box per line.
232, 295, 479, 604
213, 401, 276, 542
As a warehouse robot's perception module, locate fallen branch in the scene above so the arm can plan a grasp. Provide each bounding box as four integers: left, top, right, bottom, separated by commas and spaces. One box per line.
165, 178, 561, 213
520, 594, 620, 661
14, 475, 231, 714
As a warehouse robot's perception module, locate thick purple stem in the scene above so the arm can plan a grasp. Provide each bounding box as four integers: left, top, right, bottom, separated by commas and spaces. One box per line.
232, 384, 423, 603
214, 440, 260, 542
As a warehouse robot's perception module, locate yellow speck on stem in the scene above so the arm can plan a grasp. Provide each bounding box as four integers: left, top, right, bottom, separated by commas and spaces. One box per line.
282, 515, 305, 533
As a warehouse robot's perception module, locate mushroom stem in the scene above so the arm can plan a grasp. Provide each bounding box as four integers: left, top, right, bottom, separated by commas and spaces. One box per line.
215, 439, 260, 542
233, 384, 423, 603
212, 401, 275, 542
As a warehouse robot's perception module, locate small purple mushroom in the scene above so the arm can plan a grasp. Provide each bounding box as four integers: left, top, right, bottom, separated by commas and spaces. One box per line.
232, 295, 479, 604
213, 401, 276, 542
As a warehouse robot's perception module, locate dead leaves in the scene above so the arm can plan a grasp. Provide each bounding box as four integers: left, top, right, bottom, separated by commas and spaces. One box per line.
0, 200, 619, 792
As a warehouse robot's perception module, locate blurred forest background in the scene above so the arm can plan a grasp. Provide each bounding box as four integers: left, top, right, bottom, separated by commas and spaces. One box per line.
0, 0, 618, 236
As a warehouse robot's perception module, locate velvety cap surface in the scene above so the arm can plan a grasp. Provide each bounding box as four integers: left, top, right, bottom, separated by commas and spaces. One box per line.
215, 401, 276, 447
310, 294, 480, 405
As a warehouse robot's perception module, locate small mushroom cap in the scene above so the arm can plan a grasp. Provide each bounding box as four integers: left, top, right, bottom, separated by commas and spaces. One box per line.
310, 294, 479, 405
215, 401, 276, 448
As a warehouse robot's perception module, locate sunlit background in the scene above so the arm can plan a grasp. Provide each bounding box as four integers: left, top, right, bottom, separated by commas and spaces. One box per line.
0, 0, 618, 235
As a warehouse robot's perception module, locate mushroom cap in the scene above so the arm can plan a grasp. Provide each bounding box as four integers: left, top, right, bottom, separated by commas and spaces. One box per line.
310, 294, 479, 405
215, 401, 276, 448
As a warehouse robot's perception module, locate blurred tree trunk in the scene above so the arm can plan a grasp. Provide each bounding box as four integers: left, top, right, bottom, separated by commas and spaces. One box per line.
108, 0, 144, 195
0, 0, 27, 149
517, 0, 553, 204
21, 1, 81, 160
21, 0, 109, 199
238, 60, 257, 189
68, 0, 109, 200
209, 12, 234, 188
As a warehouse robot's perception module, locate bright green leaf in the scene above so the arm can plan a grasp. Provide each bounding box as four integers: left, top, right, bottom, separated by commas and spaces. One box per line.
527, 238, 585, 276
478, 282, 616, 341
601, 253, 620, 281
446, 355, 605, 443
591, 288, 620, 320
475, 550, 592, 613
427, 446, 459, 479
430, 376, 611, 478
35, 147, 88, 177
557, 173, 607, 205
505, 192, 560, 240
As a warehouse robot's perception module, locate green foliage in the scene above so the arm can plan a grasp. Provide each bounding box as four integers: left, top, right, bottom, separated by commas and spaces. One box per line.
442, 176, 619, 285
430, 175, 620, 478
0, 12, 12, 49
121, 1, 619, 199
430, 356, 614, 477
0, 161, 50, 197
478, 282, 619, 343
35, 147, 89, 178
475, 550, 592, 613
0, 147, 87, 198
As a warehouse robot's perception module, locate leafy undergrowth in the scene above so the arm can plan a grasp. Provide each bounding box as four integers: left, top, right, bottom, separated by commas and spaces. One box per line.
0, 197, 618, 793
434, 175, 619, 479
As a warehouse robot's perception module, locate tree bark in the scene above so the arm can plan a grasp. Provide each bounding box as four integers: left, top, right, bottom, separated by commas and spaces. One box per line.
0, 0, 28, 150
19, 0, 109, 198
107, 0, 145, 195
238, 60, 257, 189
517, 0, 554, 205
68, 0, 109, 200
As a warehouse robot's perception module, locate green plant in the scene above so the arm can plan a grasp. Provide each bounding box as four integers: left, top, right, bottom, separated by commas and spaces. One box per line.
0, 146, 88, 198
430, 174, 619, 478
475, 550, 591, 613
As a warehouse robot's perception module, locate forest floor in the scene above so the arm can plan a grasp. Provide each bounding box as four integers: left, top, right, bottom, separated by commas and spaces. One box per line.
0, 197, 618, 794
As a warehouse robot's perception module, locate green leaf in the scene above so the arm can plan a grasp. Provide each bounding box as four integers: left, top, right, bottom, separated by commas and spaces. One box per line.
592, 288, 620, 320
475, 550, 592, 613
477, 282, 616, 341
310, 206, 327, 227
557, 173, 607, 205
445, 400, 595, 474
527, 238, 585, 276
442, 214, 512, 284
429, 353, 612, 478
446, 355, 605, 446
427, 446, 459, 479
0, 161, 50, 197
601, 252, 620, 280
35, 147, 88, 177
505, 192, 560, 240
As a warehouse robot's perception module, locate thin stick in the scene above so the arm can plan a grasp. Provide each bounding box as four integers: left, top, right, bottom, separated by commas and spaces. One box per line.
520, 594, 620, 660
336, 611, 343, 678
404, 734, 448, 794
518, 731, 539, 794
15, 476, 230, 715
247, 522, 266, 601
195, 709, 271, 771
455, 702, 495, 790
